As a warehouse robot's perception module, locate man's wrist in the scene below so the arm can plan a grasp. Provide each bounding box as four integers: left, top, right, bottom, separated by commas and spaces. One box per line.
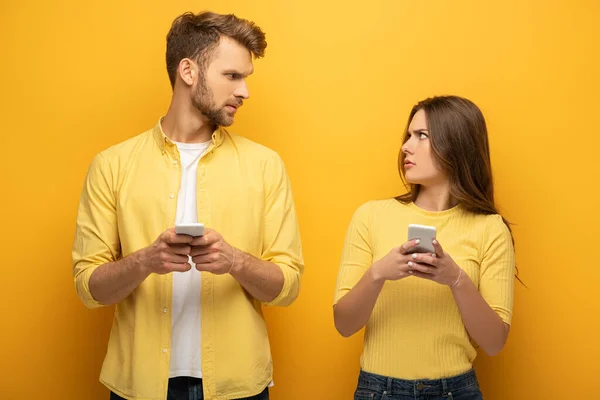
132, 248, 151, 276
229, 247, 246, 276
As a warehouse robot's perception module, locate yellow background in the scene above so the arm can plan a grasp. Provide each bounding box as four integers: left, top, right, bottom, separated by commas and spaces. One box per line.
1, 1, 599, 399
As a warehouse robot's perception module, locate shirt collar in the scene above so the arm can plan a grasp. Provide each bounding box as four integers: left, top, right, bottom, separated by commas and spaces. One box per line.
152, 117, 225, 155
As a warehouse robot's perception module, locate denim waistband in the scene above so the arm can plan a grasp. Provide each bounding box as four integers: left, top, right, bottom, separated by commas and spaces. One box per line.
357, 369, 479, 397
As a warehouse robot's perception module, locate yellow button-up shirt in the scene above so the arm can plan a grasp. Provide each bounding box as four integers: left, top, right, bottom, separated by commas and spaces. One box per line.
72, 120, 304, 400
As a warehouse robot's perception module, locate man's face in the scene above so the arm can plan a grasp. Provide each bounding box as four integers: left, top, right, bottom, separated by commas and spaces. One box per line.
192, 36, 254, 127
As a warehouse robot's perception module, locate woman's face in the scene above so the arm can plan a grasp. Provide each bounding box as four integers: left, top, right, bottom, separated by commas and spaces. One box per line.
401, 109, 447, 187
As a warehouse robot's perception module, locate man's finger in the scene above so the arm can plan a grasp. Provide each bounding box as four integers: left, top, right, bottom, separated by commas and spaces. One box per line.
189, 246, 215, 257
168, 262, 192, 273
194, 262, 219, 273
166, 253, 190, 264
165, 228, 193, 244
190, 231, 219, 247
170, 244, 191, 256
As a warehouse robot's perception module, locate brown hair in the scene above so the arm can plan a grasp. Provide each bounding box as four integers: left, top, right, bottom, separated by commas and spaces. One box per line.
165, 11, 267, 88
396, 95, 522, 282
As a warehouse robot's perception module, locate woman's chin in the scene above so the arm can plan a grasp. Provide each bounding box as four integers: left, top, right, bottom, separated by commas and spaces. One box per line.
404, 175, 419, 185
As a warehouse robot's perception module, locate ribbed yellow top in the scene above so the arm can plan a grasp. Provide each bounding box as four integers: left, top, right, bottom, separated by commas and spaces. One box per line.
334, 199, 514, 379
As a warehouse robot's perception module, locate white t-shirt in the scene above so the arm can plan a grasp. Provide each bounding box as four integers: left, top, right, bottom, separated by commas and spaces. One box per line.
169, 140, 210, 378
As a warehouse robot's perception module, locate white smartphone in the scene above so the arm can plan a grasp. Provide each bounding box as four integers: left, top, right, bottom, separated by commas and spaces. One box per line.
407, 224, 437, 254
175, 222, 205, 237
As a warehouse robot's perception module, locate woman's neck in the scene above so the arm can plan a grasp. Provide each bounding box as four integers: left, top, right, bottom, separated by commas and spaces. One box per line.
414, 183, 457, 211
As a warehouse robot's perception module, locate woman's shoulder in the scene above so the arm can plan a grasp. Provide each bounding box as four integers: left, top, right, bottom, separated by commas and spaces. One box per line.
346, 199, 414, 230
467, 212, 509, 231
352, 198, 406, 216
460, 212, 513, 248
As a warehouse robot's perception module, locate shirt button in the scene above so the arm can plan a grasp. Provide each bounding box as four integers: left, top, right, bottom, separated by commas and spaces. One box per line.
162, 307, 168, 314
162, 348, 168, 353
169, 194, 175, 199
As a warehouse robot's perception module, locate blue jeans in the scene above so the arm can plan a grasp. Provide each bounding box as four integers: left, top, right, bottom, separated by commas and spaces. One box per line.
110, 377, 269, 400
354, 369, 483, 400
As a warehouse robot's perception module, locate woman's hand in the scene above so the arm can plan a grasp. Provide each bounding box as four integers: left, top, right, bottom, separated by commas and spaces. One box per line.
407, 239, 462, 287
369, 239, 432, 282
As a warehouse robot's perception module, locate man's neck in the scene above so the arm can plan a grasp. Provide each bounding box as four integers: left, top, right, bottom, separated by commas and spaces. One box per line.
161, 96, 215, 143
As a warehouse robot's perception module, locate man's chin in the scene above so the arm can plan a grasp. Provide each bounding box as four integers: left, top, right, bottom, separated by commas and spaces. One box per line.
217, 119, 234, 127
217, 115, 235, 127
204, 113, 234, 127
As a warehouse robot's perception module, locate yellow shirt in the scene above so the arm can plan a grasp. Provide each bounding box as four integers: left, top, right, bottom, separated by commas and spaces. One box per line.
72, 120, 304, 400
334, 199, 514, 379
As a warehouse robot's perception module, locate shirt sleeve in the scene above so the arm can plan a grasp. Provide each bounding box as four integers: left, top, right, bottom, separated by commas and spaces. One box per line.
71, 153, 121, 309
479, 215, 516, 325
333, 202, 374, 305
261, 153, 304, 307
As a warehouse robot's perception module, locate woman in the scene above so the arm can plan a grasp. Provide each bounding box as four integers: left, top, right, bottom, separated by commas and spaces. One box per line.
333, 96, 515, 400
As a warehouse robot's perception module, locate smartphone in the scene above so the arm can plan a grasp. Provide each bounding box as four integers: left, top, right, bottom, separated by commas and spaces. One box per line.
407, 224, 436, 254
175, 222, 205, 237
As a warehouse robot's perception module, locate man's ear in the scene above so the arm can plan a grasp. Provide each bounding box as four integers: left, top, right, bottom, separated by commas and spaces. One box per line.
178, 58, 196, 86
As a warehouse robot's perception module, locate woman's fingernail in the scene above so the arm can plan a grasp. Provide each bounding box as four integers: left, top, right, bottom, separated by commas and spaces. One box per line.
415, 239, 421, 244
412, 253, 417, 259
408, 261, 413, 267
432, 239, 438, 244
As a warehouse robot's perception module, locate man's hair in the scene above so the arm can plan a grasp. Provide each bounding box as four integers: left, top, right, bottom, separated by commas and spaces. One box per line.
165, 11, 267, 88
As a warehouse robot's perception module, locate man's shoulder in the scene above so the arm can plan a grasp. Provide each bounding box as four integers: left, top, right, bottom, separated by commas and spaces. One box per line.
98, 127, 154, 161
227, 132, 281, 162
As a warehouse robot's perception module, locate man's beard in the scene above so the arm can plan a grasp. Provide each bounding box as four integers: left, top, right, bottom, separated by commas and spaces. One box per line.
191, 75, 234, 127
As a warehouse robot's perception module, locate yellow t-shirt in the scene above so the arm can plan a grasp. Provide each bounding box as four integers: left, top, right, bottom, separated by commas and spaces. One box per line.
334, 199, 515, 380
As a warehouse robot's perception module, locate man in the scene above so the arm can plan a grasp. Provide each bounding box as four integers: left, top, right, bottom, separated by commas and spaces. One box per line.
72, 11, 303, 400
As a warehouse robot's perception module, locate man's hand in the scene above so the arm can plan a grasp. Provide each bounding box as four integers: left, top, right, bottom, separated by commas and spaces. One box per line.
190, 229, 236, 275
138, 228, 194, 274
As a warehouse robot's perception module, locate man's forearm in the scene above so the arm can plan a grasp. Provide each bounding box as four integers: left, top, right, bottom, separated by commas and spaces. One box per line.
229, 249, 284, 302
89, 250, 150, 306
